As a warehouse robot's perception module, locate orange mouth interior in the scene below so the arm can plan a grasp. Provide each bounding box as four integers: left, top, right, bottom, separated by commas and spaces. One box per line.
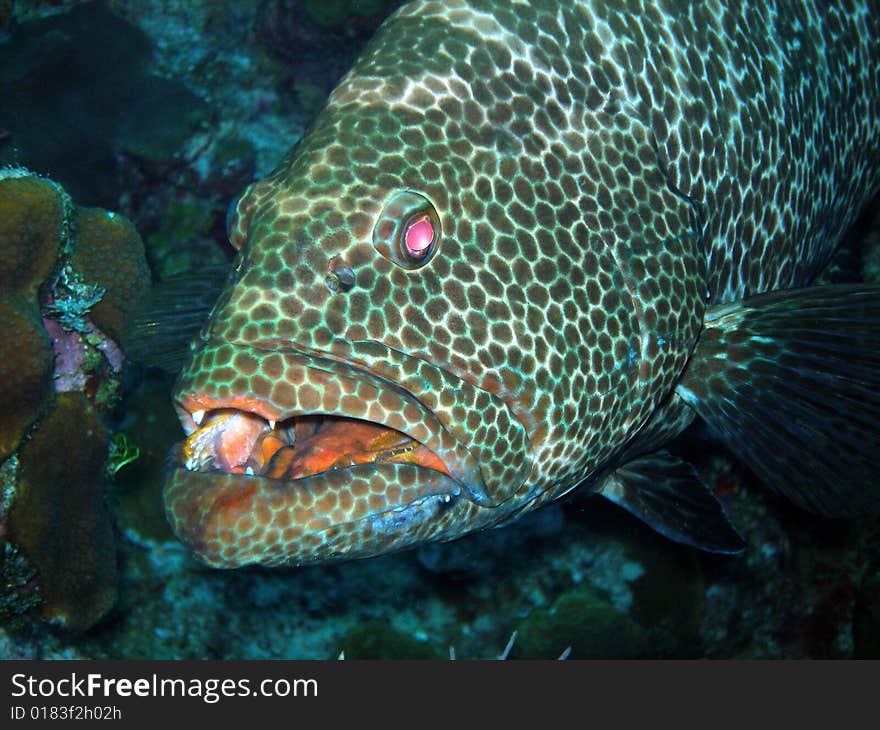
182, 409, 451, 481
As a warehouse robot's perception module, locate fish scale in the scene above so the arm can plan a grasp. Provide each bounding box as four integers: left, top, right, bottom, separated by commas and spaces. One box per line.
161, 0, 880, 567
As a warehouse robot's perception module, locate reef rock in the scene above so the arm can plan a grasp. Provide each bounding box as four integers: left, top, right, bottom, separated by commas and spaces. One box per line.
0, 168, 149, 631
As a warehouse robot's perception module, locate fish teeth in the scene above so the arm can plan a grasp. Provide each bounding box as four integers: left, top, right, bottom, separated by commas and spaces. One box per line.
268, 419, 276, 430
192, 410, 205, 426
183, 412, 232, 471
245, 466, 255, 476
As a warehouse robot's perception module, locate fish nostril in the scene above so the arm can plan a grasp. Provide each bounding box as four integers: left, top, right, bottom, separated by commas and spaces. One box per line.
326, 255, 356, 293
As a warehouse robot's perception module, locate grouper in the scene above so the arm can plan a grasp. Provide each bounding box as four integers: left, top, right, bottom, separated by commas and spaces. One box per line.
152, 0, 880, 567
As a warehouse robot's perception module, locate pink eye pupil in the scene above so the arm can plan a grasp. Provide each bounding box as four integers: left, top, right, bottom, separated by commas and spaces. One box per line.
404, 215, 434, 258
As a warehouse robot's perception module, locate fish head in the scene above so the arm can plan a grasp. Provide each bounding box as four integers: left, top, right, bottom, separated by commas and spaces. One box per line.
165, 63, 540, 568
163, 2, 707, 568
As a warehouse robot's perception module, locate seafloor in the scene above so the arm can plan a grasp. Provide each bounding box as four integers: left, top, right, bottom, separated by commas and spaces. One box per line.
0, 1, 878, 659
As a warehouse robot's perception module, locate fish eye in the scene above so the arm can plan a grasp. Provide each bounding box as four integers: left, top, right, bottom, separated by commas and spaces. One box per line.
403, 214, 435, 259
373, 191, 441, 269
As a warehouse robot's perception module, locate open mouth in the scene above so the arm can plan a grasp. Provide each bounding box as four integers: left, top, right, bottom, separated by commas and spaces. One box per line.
180, 408, 453, 483
162, 341, 497, 567
170, 339, 491, 504
165, 397, 470, 568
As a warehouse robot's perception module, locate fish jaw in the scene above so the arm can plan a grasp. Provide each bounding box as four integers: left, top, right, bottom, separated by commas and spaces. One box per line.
163, 339, 513, 566
164, 461, 475, 568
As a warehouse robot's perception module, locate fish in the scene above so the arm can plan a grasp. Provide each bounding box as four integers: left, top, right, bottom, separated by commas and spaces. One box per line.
158, 0, 880, 568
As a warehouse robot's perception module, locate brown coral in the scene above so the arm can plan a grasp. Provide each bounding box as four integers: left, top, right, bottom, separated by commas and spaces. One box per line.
0, 170, 150, 631
8, 391, 117, 631
69, 206, 151, 345
0, 174, 65, 295
0, 172, 66, 459
0, 299, 53, 461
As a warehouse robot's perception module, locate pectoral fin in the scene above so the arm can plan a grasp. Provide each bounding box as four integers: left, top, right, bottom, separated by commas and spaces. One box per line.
127, 263, 230, 371
600, 452, 745, 554
676, 284, 880, 517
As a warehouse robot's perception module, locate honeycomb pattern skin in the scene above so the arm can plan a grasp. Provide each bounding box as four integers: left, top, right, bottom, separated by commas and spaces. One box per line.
164, 0, 880, 567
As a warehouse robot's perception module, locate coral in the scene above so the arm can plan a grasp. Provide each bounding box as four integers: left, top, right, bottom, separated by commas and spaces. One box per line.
0, 173, 66, 294
44, 266, 106, 334
564, 489, 708, 657
0, 170, 150, 631
70, 207, 151, 344
337, 620, 443, 659
0, 300, 54, 461
512, 588, 647, 659
0, 170, 149, 424
0, 172, 67, 460
8, 392, 117, 631
0, 544, 42, 625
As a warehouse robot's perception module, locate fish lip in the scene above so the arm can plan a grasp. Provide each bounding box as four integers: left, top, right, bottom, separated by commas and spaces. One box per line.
175, 393, 280, 437
163, 458, 466, 567
171, 338, 492, 506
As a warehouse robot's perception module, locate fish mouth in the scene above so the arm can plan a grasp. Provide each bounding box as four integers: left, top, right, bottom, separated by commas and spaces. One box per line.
176, 405, 455, 485
163, 340, 490, 568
